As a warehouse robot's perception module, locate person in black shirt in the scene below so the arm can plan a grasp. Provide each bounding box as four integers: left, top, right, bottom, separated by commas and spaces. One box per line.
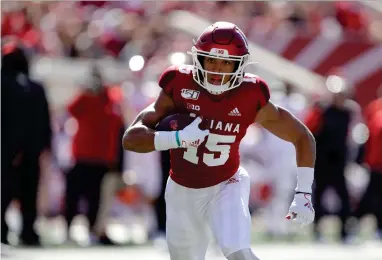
1, 37, 52, 246
305, 89, 361, 243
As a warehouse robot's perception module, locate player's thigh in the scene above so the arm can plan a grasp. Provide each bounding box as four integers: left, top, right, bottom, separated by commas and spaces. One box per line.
165, 177, 209, 260
208, 167, 252, 257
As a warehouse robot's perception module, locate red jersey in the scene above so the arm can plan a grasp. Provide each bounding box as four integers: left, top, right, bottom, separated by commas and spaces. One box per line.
364, 98, 382, 171
68, 90, 124, 166
158, 65, 270, 188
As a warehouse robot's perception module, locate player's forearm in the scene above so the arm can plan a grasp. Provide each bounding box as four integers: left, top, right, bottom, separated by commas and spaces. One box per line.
293, 127, 316, 168
122, 125, 157, 153
122, 125, 180, 153
291, 123, 316, 193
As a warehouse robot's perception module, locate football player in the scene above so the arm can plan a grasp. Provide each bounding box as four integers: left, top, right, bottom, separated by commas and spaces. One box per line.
122, 22, 316, 260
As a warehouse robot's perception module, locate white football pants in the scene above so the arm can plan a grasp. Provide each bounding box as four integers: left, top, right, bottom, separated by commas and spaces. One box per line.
165, 166, 252, 260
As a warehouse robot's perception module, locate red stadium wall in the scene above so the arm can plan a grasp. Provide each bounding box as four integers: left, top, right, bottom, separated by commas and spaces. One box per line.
249, 32, 382, 108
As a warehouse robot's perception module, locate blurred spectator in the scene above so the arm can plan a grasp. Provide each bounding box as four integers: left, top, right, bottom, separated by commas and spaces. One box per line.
121, 81, 163, 242
354, 87, 382, 240
1, 1, 380, 63
1, 37, 52, 246
1, 5, 41, 50
64, 64, 125, 244
153, 150, 170, 240
335, 2, 369, 36
304, 82, 361, 243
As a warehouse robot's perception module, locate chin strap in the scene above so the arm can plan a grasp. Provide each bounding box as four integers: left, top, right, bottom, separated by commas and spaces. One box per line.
296, 191, 312, 195
204, 79, 230, 95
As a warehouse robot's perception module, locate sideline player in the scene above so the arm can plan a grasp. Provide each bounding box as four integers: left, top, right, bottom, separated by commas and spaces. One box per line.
122, 22, 316, 260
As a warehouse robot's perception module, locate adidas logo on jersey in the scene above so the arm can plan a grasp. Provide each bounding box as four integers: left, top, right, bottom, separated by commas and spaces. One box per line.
228, 107, 241, 116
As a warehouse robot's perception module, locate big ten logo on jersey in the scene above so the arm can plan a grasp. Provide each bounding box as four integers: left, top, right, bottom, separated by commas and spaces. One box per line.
181, 89, 200, 100
186, 103, 200, 111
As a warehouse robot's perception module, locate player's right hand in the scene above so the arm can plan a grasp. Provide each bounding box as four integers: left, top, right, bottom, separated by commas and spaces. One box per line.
178, 117, 209, 148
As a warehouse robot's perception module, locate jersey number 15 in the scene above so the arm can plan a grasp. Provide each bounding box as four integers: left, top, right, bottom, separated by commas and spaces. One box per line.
183, 133, 236, 167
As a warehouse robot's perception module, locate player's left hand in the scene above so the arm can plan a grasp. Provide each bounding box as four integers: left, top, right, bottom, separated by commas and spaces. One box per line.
285, 193, 315, 227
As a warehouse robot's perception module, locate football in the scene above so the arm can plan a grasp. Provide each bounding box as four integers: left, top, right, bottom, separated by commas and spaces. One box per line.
155, 113, 207, 131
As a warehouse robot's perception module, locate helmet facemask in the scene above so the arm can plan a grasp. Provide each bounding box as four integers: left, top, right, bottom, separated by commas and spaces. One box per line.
189, 46, 250, 95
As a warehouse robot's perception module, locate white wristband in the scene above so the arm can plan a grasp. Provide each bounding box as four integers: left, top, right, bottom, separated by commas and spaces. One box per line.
154, 131, 179, 151
295, 167, 314, 193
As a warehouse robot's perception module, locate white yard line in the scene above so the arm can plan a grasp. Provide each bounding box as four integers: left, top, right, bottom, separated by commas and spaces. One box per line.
8, 243, 382, 260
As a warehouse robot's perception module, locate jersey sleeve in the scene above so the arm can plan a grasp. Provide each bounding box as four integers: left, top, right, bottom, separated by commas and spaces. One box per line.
158, 65, 178, 96
257, 78, 270, 108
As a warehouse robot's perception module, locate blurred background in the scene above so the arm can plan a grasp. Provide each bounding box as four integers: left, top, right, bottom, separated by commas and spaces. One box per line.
1, 1, 382, 259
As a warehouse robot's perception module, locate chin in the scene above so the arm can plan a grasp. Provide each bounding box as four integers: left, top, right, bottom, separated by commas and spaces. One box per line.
207, 81, 222, 86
